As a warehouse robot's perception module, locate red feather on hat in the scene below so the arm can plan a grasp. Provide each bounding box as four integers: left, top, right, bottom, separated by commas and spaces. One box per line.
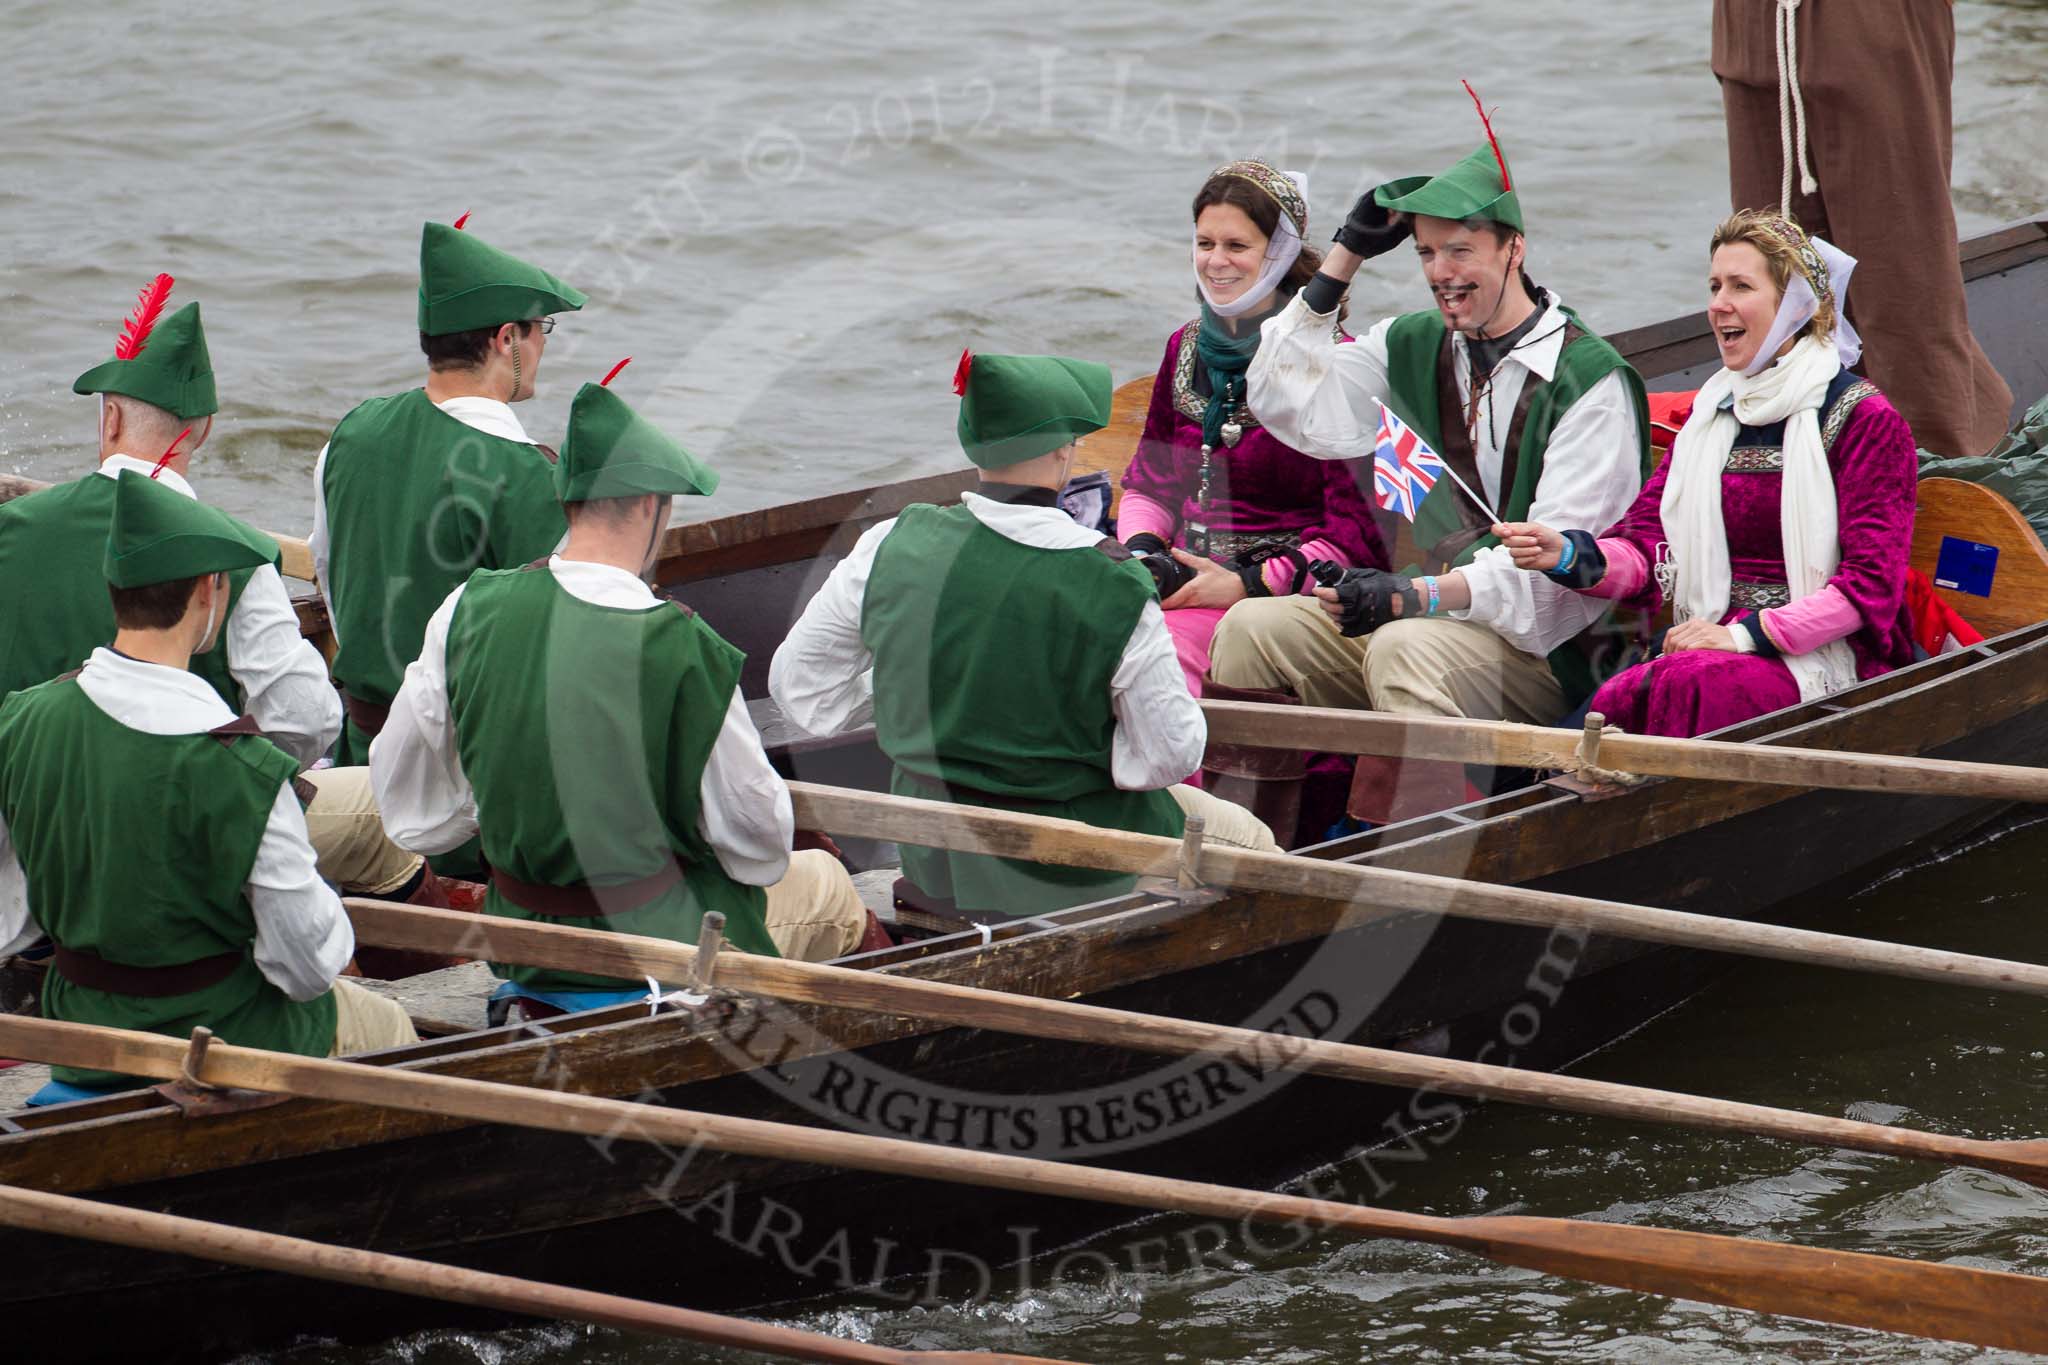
148, 427, 192, 480
452, 210, 472, 230
113, 274, 175, 361
952, 348, 973, 397
1462, 79, 1512, 193
600, 357, 632, 387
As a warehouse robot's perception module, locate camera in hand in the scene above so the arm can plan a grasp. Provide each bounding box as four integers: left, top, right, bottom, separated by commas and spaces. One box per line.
1126, 533, 1197, 600
1307, 558, 1347, 589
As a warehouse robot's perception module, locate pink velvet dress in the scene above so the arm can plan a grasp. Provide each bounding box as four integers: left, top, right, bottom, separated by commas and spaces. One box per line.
1577, 370, 1919, 737
1120, 318, 1387, 697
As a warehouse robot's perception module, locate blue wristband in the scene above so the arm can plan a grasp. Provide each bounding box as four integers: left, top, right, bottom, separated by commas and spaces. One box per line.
1555, 536, 1577, 573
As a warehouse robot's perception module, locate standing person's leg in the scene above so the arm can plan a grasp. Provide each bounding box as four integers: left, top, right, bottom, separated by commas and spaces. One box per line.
1718, 0, 2009, 455
1802, 0, 2010, 456
1712, 0, 1822, 224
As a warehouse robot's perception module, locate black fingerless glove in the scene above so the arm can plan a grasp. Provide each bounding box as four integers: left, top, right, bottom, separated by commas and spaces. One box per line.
1332, 193, 1412, 260
1309, 560, 1419, 637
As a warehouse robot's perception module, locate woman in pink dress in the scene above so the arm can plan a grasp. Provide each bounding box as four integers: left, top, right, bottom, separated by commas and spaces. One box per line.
1119, 160, 1387, 697
1495, 210, 1918, 737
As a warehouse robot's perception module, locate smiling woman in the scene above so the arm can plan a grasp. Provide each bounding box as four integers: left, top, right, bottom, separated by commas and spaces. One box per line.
1116, 159, 1386, 705
1495, 209, 1921, 738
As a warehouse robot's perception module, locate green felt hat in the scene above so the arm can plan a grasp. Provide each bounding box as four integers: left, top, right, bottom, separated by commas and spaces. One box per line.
73, 297, 218, 420
104, 468, 278, 589
953, 350, 1113, 469
1374, 144, 1523, 232
555, 371, 719, 502
417, 220, 588, 337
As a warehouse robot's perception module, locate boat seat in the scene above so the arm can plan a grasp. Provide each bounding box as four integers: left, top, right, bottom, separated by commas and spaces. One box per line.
1909, 477, 2048, 638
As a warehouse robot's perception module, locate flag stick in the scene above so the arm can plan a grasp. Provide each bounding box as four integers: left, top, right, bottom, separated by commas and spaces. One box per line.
1439, 464, 1502, 527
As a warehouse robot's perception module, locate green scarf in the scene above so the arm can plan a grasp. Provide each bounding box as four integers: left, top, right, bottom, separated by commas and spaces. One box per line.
1194, 301, 1265, 450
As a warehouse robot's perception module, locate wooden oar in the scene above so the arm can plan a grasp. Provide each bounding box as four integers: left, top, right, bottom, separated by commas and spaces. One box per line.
3, 1017, 2046, 1354
1201, 697, 2048, 801
0, 473, 315, 582
340, 898, 2048, 1192
0, 1182, 1073, 1365
781, 782, 2048, 998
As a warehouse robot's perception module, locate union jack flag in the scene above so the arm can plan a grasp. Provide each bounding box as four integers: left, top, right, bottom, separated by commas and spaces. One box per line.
1371, 401, 1447, 522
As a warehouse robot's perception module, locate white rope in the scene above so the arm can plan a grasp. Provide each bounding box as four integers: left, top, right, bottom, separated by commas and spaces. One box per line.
1775, 0, 1819, 206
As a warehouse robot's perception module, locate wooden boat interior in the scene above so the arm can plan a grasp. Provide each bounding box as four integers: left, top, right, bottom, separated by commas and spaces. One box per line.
1, 218, 2046, 1147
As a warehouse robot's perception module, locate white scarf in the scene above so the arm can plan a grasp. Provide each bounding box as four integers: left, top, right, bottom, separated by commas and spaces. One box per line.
1194, 170, 1309, 318
1659, 333, 1857, 702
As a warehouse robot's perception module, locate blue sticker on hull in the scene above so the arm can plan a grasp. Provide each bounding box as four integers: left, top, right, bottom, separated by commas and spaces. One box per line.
1934, 536, 1999, 597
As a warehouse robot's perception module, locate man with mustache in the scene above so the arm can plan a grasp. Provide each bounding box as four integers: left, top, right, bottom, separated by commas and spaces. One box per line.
1208, 127, 1651, 822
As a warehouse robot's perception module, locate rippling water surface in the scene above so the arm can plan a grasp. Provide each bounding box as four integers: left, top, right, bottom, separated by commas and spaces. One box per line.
9, 2, 2048, 1361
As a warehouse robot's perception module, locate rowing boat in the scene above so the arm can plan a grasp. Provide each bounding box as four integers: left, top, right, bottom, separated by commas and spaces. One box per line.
0, 218, 2044, 1362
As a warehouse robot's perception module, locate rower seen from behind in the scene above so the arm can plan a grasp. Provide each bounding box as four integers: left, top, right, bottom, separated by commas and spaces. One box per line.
770, 350, 1279, 921
370, 363, 875, 1021
0, 276, 452, 969
0, 472, 418, 1096
311, 216, 586, 776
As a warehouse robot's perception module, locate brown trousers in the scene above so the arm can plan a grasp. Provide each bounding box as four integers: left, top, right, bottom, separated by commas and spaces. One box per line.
1713, 0, 2012, 457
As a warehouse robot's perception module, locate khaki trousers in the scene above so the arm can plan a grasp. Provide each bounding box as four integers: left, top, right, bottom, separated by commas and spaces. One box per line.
1713, 0, 2011, 457
762, 849, 871, 963
1166, 783, 1281, 853
1208, 598, 1563, 723
328, 977, 422, 1056
298, 766, 425, 895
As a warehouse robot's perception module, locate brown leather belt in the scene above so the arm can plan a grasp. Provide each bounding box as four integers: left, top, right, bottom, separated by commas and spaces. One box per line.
488, 862, 684, 918
343, 692, 391, 737
51, 945, 242, 998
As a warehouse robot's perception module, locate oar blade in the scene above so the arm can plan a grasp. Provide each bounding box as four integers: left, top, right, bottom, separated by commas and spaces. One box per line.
1462, 1214, 2048, 1353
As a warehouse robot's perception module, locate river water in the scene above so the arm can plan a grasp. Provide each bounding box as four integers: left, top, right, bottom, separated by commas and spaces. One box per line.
8, 1, 2048, 1361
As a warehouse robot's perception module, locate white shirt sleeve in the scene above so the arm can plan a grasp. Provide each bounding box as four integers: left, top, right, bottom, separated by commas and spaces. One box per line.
1452, 369, 1647, 656
1109, 599, 1207, 789
0, 810, 41, 958
1247, 297, 1396, 461
227, 564, 341, 768
767, 519, 894, 737
248, 786, 354, 1001
368, 585, 479, 854
309, 442, 335, 630
696, 693, 795, 887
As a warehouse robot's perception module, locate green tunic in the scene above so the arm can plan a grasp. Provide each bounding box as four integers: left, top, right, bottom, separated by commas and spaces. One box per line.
321, 390, 567, 760
1381, 307, 1652, 703
444, 566, 776, 994
860, 503, 1183, 917
0, 679, 334, 1086
0, 474, 258, 708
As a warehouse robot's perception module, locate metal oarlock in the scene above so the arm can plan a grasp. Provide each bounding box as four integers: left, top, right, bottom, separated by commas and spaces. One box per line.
692, 911, 727, 989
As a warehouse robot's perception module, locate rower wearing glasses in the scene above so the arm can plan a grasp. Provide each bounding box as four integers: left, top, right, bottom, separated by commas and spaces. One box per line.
310, 218, 586, 786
